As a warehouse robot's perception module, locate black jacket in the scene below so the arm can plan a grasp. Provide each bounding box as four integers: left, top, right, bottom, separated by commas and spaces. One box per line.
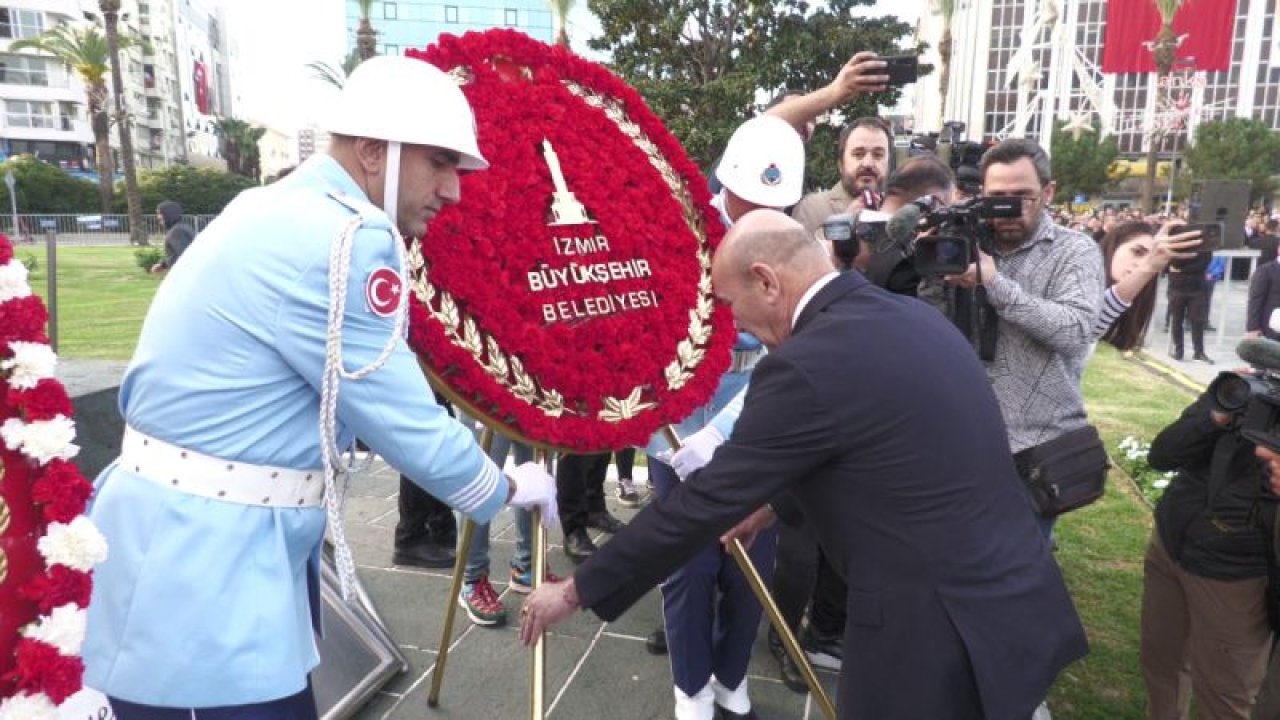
1149, 392, 1274, 580
157, 201, 195, 269
1248, 261, 1280, 341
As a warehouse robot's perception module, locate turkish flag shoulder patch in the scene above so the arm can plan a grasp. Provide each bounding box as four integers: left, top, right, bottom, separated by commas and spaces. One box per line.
365, 267, 403, 317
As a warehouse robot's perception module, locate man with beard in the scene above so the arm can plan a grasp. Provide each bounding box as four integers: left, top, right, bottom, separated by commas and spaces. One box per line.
791, 116, 892, 235
943, 138, 1104, 541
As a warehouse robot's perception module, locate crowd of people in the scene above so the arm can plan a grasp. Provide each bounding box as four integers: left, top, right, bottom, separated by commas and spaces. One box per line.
72, 48, 1280, 720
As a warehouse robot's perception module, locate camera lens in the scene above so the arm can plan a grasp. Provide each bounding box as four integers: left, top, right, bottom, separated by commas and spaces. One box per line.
1212, 374, 1252, 413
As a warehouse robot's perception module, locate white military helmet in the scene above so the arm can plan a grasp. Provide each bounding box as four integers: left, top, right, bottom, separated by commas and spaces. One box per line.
325, 55, 488, 171
714, 115, 805, 209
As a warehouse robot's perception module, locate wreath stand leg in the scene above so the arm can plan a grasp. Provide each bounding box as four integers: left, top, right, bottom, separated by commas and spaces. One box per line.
427, 428, 493, 708
528, 449, 552, 720
661, 426, 837, 720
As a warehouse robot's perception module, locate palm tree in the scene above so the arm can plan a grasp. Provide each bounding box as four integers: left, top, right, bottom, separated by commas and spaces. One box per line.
10, 24, 116, 214
1140, 0, 1185, 214
214, 117, 267, 181
547, 0, 576, 48
99, 0, 146, 244
355, 0, 377, 61
305, 49, 362, 90
933, 0, 956, 128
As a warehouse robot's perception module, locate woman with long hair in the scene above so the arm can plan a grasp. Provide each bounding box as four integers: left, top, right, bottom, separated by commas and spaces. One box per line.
1094, 221, 1202, 351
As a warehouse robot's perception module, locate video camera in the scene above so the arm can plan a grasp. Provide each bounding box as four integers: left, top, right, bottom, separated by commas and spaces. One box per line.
1208, 339, 1280, 453
822, 211, 890, 271
912, 196, 1023, 276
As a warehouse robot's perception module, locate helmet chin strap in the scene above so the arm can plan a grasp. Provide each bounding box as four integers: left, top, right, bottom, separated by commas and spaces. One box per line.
383, 140, 402, 230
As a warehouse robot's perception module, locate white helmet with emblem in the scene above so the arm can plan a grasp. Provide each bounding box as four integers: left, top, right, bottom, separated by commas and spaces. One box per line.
325, 55, 488, 171
715, 115, 804, 209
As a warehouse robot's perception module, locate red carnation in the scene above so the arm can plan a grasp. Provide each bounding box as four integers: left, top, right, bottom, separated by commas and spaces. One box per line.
0, 235, 11, 266
7, 638, 84, 703
9, 379, 73, 421
31, 460, 93, 523
0, 295, 49, 348
21, 566, 93, 613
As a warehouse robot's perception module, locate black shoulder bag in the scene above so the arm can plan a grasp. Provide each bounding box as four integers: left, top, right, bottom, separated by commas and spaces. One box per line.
1013, 425, 1111, 518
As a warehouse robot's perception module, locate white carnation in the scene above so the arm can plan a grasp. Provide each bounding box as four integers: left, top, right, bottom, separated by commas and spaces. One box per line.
22, 603, 87, 655
1, 415, 78, 464
0, 417, 23, 452
0, 259, 31, 303
0, 693, 57, 720
2, 341, 57, 390
37, 516, 108, 571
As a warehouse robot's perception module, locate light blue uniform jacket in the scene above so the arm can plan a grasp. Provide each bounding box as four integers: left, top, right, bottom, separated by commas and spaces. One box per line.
83, 155, 507, 707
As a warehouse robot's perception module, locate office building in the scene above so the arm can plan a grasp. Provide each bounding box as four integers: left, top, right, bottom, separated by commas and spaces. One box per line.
345, 0, 553, 58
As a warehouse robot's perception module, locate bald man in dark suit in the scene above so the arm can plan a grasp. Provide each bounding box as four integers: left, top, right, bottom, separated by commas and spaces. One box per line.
520, 209, 1088, 719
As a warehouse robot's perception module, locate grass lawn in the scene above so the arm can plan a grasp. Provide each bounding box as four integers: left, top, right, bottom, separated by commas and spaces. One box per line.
1049, 343, 1198, 718
29, 248, 1207, 717
22, 245, 162, 360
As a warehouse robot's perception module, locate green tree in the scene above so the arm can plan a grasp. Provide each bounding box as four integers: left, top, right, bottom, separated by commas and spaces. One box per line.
587, 0, 915, 190
0, 155, 99, 216
306, 49, 362, 89
99, 0, 149, 244
1050, 119, 1123, 200
933, 0, 956, 127
9, 23, 130, 214
115, 165, 256, 216
547, 0, 576, 48
1182, 118, 1280, 202
214, 118, 268, 181
1139, 0, 1185, 214
355, 0, 377, 61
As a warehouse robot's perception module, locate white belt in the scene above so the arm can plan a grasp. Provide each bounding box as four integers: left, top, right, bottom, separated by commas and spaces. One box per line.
731, 349, 762, 373
120, 427, 325, 508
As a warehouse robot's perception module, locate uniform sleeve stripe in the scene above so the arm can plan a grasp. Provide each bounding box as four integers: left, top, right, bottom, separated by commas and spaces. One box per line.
447, 457, 503, 512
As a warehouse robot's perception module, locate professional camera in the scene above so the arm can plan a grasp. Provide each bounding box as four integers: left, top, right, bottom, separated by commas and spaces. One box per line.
1208, 370, 1280, 453
912, 196, 1023, 276
822, 211, 890, 271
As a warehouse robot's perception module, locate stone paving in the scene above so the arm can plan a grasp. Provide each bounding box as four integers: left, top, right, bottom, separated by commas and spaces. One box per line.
340, 460, 838, 720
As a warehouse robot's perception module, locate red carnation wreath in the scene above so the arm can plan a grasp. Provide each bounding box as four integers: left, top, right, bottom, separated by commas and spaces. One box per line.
0, 234, 105, 718
407, 30, 735, 451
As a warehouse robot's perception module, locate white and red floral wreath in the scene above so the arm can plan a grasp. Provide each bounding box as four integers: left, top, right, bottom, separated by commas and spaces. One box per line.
408, 29, 735, 451
0, 234, 107, 718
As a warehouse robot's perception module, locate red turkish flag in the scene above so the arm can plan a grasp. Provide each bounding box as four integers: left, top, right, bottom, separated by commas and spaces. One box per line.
1101, 0, 1237, 74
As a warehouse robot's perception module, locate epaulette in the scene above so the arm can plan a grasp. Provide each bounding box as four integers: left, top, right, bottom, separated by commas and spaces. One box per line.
326, 190, 391, 229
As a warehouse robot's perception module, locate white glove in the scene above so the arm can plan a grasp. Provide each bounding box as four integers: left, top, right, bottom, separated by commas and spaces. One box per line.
670, 425, 725, 480
506, 461, 559, 529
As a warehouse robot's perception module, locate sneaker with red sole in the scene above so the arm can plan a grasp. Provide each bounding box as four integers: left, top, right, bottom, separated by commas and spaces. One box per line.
459, 575, 507, 626
508, 565, 565, 595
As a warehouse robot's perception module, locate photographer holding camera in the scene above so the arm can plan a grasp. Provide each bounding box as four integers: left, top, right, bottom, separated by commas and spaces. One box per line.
942, 139, 1105, 534
1140, 349, 1278, 720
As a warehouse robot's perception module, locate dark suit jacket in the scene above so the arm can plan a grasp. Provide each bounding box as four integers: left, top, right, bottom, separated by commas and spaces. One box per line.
575, 272, 1088, 719
1248, 261, 1280, 341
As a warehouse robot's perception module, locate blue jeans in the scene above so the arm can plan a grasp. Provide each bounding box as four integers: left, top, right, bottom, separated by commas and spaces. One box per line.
464, 433, 534, 583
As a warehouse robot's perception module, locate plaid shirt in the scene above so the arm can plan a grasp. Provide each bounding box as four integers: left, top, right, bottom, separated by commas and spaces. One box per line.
984, 214, 1105, 453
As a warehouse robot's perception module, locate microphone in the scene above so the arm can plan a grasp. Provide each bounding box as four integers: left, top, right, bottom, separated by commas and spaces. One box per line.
1236, 338, 1280, 372
886, 202, 926, 249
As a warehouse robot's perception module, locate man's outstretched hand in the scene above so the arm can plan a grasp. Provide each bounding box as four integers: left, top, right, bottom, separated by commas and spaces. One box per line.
518, 577, 581, 646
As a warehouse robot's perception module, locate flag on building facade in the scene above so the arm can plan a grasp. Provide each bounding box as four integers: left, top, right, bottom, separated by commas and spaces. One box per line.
1101, 0, 1237, 73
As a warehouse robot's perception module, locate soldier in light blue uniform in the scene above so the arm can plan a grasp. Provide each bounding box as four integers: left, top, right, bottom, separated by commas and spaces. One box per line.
83, 56, 559, 720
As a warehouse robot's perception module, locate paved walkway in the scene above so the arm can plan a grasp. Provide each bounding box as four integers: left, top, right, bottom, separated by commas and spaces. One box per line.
339, 460, 835, 720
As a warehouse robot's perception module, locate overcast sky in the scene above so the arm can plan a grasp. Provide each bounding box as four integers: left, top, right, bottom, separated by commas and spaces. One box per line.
221, 1, 922, 136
